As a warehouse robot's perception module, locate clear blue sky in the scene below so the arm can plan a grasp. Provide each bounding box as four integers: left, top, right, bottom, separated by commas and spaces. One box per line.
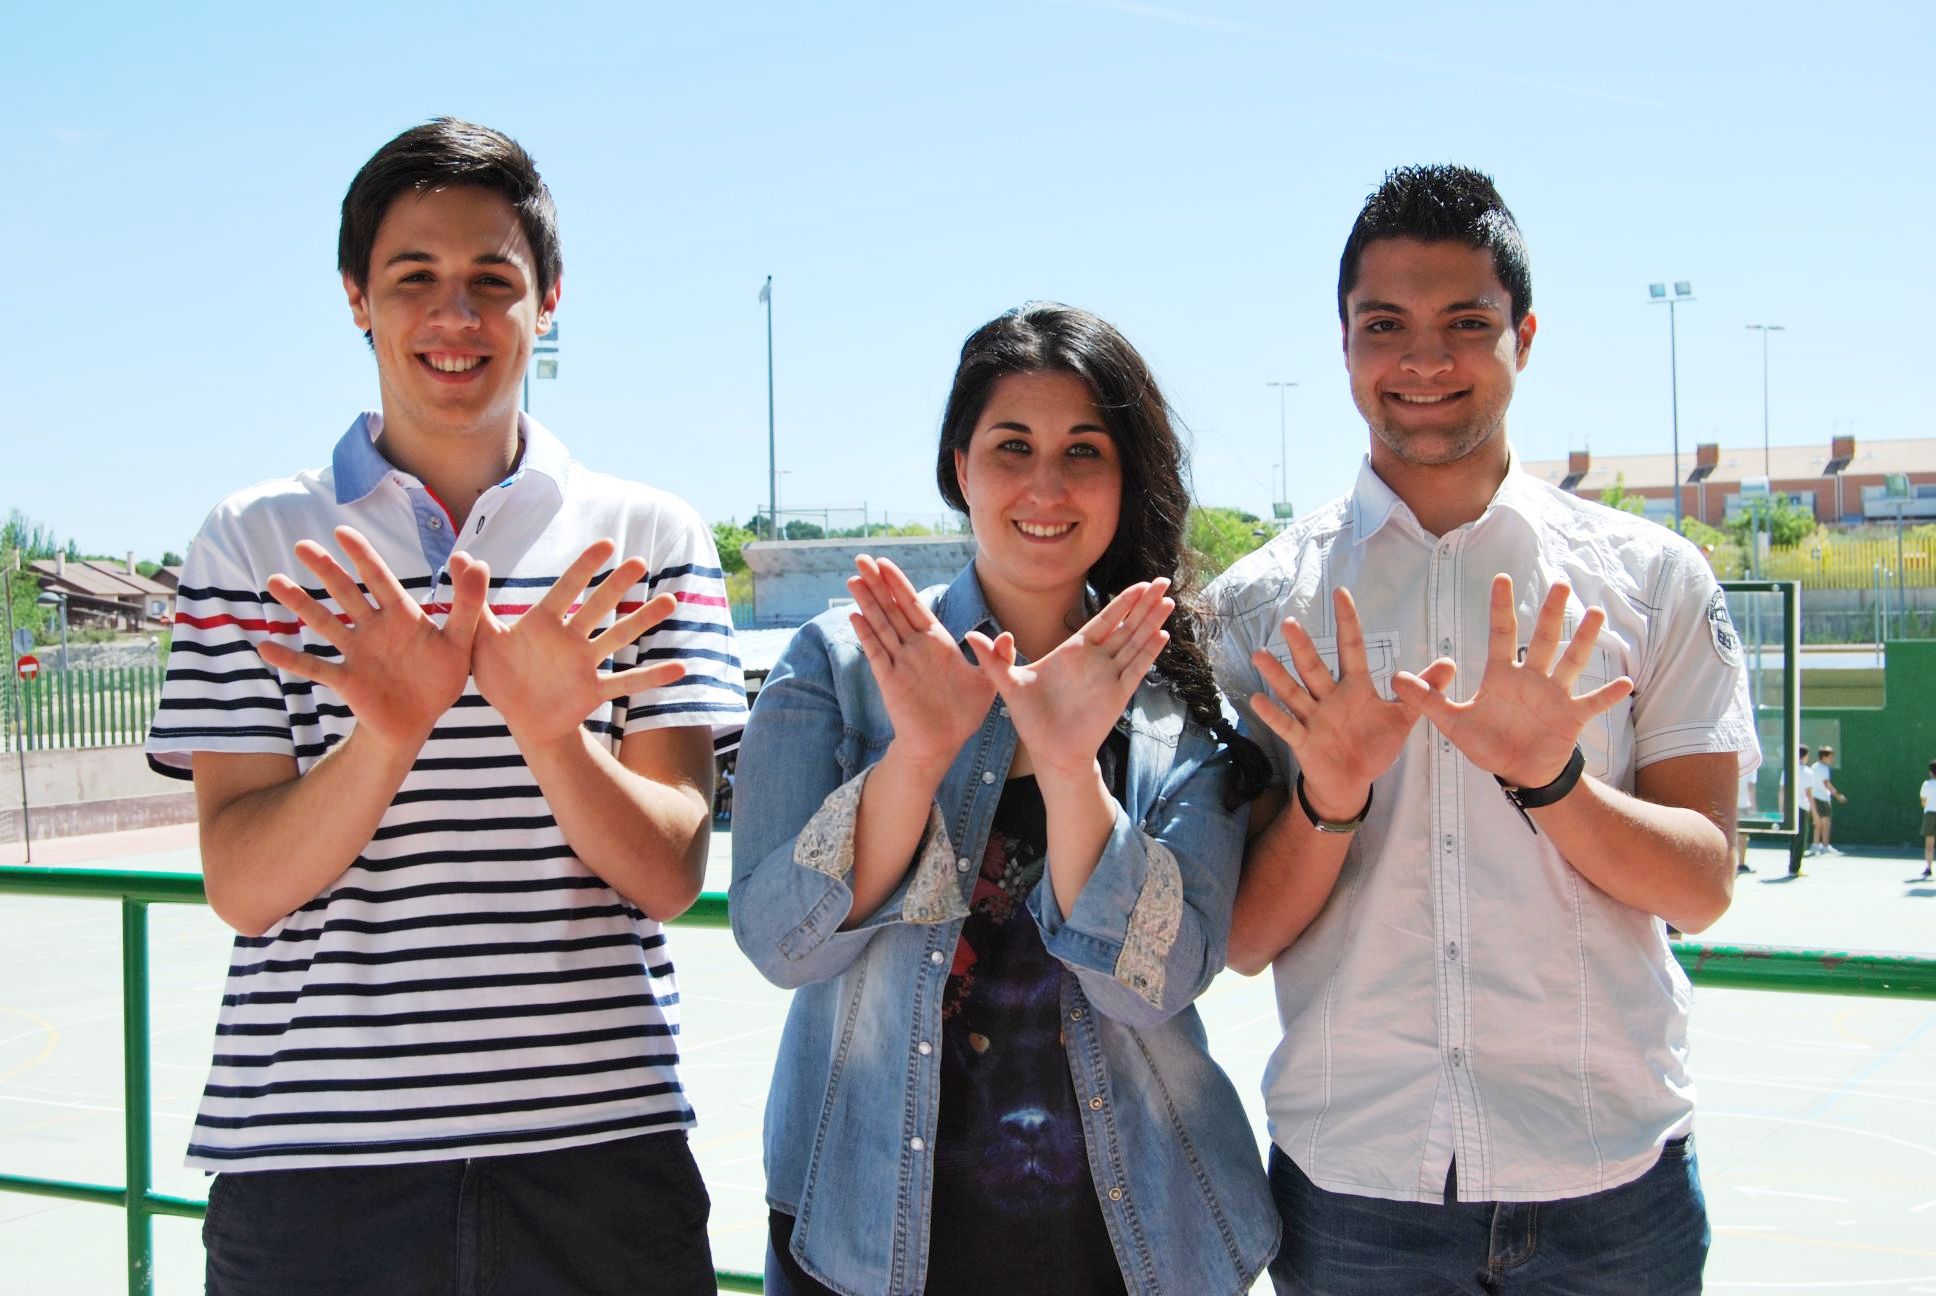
6, 2, 1931, 557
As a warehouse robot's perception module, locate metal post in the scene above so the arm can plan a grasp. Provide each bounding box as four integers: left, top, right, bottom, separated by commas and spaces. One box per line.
57, 591, 69, 674
1267, 381, 1296, 516
763, 276, 777, 541
121, 900, 155, 1296
1668, 301, 1683, 528
1, 568, 29, 861
1897, 501, 1908, 639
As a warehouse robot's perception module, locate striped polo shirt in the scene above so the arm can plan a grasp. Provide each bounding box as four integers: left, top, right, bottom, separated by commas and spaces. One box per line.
146, 412, 747, 1172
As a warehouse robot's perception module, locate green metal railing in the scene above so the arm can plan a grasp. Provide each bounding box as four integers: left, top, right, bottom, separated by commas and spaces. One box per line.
0, 867, 759, 1295
3, 866, 1935, 1295
1, 664, 165, 751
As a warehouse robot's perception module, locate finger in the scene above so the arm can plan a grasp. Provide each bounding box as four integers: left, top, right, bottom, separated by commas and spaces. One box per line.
294, 541, 375, 623
598, 661, 687, 700
1112, 591, 1173, 663
1281, 617, 1337, 702
962, 630, 1014, 690
1391, 670, 1460, 728
1522, 582, 1571, 675
1082, 582, 1152, 646
335, 527, 411, 613
591, 592, 678, 657
266, 573, 354, 652
256, 638, 345, 690
538, 540, 618, 619
1487, 574, 1519, 667
1551, 606, 1606, 689
1119, 627, 1169, 686
442, 554, 490, 658
874, 557, 938, 633
1247, 690, 1309, 749
855, 555, 918, 642
569, 555, 648, 634
1332, 587, 1372, 679
846, 572, 904, 652
851, 611, 889, 667
1250, 648, 1317, 725
1573, 675, 1634, 718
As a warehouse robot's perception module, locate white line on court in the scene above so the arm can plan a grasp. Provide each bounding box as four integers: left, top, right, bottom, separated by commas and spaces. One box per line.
1737, 1186, 1848, 1202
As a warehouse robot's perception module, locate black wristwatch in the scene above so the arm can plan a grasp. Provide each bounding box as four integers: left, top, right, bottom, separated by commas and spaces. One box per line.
1496, 745, 1586, 832
1296, 773, 1373, 834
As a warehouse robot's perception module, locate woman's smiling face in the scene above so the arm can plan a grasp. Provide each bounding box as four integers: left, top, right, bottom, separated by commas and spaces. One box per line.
953, 370, 1122, 610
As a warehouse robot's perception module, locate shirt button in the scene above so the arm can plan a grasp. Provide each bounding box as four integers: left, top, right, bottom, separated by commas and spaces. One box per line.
1069, 1008, 1084, 1022
930, 950, 945, 965
1447, 942, 1459, 961
981, 770, 996, 785
1107, 1187, 1124, 1202
1439, 637, 1452, 653
427, 516, 443, 531
910, 1137, 925, 1152
917, 1041, 933, 1056
956, 856, 972, 872
1439, 542, 1451, 556
1451, 1047, 1464, 1067
1443, 834, 1454, 849
1088, 1096, 1104, 1111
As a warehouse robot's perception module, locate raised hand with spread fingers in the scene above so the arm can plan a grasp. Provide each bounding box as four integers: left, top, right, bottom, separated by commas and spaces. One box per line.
1390, 574, 1632, 791
962, 579, 1175, 916
469, 538, 687, 751
1248, 586, 1454, 824
256, 525, 488, 757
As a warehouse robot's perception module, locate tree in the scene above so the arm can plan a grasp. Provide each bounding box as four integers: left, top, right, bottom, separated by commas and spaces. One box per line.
783, 519, 825, 541
712, 520, 758, 575
1188, 506, 1272, 580
1598, 474, 1648, 518
161, 550, 184, 567
1729, 494, 1816, 548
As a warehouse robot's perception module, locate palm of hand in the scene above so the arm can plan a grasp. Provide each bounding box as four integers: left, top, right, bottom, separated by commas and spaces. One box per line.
877, 624, 993, 764
347, 615, 473, 742
1296, 674, 1417, 788
470, 614, 582, 741
995, 634, 1134, 776
1434, 664, 1592, 786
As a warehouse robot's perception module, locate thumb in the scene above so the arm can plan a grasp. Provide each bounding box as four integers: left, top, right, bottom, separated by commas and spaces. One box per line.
443, 555, 491, 655
962, 631, 1013, 689
1391, 670, 1457, 726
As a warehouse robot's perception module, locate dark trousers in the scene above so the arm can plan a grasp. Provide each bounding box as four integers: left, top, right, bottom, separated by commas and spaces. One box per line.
203, 1131, 715, 1296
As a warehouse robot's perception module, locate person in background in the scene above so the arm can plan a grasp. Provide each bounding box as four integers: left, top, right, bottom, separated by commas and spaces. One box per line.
1790, 745, 1814, 876
1810, 744, 1847, 855
731, 303, 1278, 1296
1917, 759, 1936, 880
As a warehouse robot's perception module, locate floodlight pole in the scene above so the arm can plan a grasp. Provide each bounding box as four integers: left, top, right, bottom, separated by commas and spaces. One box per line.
1267, 381, 1297, 516
763, 276, 777, 541
1747, 324, 1785, 478
1648, 284, 1695, 528
2, 565, 29, 861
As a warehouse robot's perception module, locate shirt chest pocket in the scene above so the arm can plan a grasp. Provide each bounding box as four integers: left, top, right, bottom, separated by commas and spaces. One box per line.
835, 727, 894, 781
1576, 645, 1636, 786
1268, 629, 1403, 703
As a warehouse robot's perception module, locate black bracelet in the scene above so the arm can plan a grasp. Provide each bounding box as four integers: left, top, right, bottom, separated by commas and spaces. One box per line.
1296, 773, 1373, 834
1496, 745, 1586, 832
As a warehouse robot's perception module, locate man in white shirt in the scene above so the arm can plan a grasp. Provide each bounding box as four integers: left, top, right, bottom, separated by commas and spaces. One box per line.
1809, 746, 1847, 855
1209, 164, 1757, 1294
1917, 760, 1936, 880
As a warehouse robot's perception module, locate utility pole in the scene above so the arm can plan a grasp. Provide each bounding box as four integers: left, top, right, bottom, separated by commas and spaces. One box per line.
760, 276, 777, 540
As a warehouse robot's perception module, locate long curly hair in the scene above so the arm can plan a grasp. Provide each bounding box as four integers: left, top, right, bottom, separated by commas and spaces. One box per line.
935, 302, 1269, 805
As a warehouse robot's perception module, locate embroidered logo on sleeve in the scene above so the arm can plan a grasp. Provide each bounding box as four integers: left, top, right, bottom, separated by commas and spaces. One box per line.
1706, 588, 1742, 666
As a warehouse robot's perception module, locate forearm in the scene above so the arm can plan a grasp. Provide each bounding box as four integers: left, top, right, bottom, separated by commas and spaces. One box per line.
1530, 777, 1733, 932
1227, 794, 1355, 975
1036, 760, 1115, 919
844, 739, 950, 927
199, 728, 420, 937
520, 728, 712, 920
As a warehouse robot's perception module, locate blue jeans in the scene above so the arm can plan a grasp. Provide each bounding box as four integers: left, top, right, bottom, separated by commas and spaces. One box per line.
1268, 1137, 1708, 1295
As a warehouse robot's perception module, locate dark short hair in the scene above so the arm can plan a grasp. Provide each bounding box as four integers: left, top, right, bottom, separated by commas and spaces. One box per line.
339, 118, 561, 301
934, 302, 1266, 802
1338, 164, 1531, 328
1819, 746, 1835, 756
1799, 745, 1810, 757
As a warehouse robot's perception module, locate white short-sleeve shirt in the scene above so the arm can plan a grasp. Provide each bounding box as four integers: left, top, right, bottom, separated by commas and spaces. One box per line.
1208, 452, 1757, 1204
147, 413, 747, 1172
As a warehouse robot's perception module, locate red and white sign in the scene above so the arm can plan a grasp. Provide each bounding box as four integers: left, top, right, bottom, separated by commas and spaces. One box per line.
15, 654, 39, 682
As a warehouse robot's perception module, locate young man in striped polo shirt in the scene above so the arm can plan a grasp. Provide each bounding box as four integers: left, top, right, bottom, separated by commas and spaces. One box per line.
146, 119, 746, 1294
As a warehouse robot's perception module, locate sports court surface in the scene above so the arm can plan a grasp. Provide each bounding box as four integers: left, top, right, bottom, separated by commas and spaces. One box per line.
3, 826, 1932, 1293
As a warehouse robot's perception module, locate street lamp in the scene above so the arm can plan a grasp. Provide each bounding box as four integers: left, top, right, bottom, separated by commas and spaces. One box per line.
35, 589, 68, 672
760, 276, 777, 540
1648, 282, 1695, 527
1745, 324, 1785, 478
1266, 381, 1297, 520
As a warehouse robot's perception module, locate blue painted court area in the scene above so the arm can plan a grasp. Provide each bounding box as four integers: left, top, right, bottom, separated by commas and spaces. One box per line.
2, 827, 1933, 1292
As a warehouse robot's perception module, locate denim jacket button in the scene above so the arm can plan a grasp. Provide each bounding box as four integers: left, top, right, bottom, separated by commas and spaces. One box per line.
929, 950, 945, 965
980, 770, 996, 785
917, 1041, 932, 1056
956, 856, 972, 872
910, 1137, 925, 1152
1088, 1096, 1104, 1110
1069, 1008, 1084, 1021
1107, 1186, 1124, 1202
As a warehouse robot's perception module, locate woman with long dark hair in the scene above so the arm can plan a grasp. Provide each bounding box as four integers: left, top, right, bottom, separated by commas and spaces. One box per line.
730, 303, 1276, 1295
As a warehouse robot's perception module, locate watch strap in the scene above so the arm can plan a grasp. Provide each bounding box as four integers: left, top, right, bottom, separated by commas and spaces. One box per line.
1296, 773, 1372, 834
1496, 744, 1586, 831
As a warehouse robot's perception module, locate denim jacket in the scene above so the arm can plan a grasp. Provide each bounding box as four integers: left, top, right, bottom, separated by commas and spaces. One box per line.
730, 564, 1276, 1296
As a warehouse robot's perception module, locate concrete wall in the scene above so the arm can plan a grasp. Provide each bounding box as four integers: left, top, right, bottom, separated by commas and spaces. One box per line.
744, 536, 977, 626
0, 744, 194, 842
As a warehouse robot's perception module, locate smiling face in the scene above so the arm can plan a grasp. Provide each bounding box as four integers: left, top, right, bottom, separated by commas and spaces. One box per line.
343, 184, 559, 445
1344, 237, 1536, 473
953, 370, 1122, 617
